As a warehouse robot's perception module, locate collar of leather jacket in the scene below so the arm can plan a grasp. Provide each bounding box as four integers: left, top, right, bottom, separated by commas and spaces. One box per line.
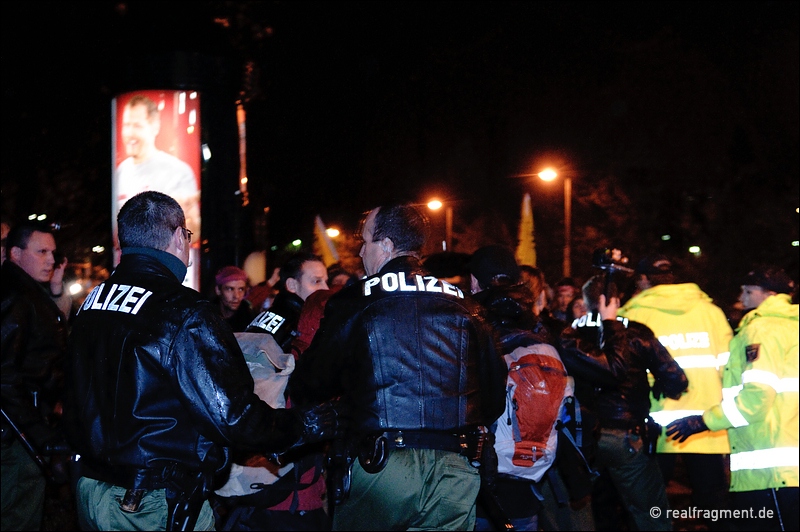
121, 246, 187, 282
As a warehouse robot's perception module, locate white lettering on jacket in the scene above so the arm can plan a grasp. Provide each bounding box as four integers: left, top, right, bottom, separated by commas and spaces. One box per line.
363, 273, 464, 298
572, 312, 629, 329
79, 282, 153, 315
657, 332, 710, 351
248, 310, 286, 334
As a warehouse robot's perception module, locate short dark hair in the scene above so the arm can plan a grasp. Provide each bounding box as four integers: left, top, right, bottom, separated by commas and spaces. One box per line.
6, 220, 55, 251
126, 94, 159, 120
582, 274, 618, 312
520, 265, 546, 298
371, 204, 429, 253
118, 191, 185, 250
278, 251, 324, 292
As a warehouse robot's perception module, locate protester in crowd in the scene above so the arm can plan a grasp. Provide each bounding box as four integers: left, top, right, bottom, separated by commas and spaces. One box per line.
519, 264, 547, 316
559, 275, 688, 530
469, 245, 561, 531
1, 220, 70, 530
565, 294, 588, 324
212, 265, 255, 332
619, 254, 733, 530
288, 203, 507, 531
326, 262, 359, 289
667, 266, 798, 532
62, 191, 342, 531
552, 277, 581, 322
246, 252, 329, 353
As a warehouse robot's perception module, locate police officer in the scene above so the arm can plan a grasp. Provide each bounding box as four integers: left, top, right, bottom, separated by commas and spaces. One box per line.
63, 191, 340, 531
288, 204, 507, 531
1, 220, 70, 530
559, 275, 688, 530
245, 251, 329, 353
618, 255, 733, 528
667, 266, 798, 531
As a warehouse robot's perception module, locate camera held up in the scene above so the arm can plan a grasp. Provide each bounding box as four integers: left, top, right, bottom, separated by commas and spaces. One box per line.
591, 247, 634, 301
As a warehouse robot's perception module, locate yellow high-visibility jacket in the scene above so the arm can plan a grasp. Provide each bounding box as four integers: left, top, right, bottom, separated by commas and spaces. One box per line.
619, 283, 732, 453
703, 294, 799, 492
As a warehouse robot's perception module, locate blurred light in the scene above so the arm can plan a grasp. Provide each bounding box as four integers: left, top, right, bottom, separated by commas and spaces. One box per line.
190, 92, 198, 100
689, 246, 701, 255
538, 168, 557, 181
270, 245, 278, 251
178, 92, 186, 114
92, 246, 105, 253
292, 239, 302, 247
241, 177, 248, 185
792, 241, 799, 247
202, 144, 212, 161
427, 200, 443, 211
69, 282, 83, 295
189, 110, 196, 126
661, 234, 671, 241
37, 214, 47, 221
28, 214, 37, 220
187, 125, 195, 134
326, 227, 340, 238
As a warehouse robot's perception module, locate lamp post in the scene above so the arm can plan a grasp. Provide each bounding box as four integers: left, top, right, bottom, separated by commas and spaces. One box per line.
538, 168, 571, 277
427, 199, 453, 251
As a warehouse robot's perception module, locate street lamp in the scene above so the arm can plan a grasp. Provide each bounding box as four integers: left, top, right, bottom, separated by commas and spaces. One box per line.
427, 199, 453, 251
538, 168, 571, 277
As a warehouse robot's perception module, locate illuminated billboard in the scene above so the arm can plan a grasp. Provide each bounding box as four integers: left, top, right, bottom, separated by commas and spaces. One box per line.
111, 90, 202, 290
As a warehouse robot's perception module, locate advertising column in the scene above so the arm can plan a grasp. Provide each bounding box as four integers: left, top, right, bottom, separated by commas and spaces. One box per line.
111, 89, 202, 290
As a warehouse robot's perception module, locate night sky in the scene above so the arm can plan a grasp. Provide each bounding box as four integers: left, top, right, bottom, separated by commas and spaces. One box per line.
2, 1, 798, 300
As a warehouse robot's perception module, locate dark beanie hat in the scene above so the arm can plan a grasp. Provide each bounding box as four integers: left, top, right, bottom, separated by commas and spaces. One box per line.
635, 254, 673, 276
742, 266, 794, 294
469, 245, 520, 289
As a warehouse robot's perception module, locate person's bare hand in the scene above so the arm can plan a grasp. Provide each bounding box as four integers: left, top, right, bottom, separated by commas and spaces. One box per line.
51, 255, 68, 292
598, 294, 619, 321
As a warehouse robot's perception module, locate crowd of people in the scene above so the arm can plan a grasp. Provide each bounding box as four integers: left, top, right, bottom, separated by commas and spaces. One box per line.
1, 195, 797, 532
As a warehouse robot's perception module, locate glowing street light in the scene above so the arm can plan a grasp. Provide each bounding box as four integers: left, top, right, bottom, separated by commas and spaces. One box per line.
538, 168, 572, 277
427, 199, 453, 251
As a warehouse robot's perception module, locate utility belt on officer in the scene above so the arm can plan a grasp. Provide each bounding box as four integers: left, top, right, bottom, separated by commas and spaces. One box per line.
601, 416, 661, 455
79, 458, 208, 528
358, 427, 486, 474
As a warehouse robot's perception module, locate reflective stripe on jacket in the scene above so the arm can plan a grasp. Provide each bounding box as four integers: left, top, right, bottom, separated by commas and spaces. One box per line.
619, 283, 732, 453
703, 294, 799, 491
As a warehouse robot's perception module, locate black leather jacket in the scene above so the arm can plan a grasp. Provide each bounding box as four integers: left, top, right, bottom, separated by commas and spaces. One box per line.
63, 251, 304, 483
245, 290, 304, 352
558, 313, 688, 429
472, 283, 556, 349
289, 256, 507, 434
1, 260, 68, 446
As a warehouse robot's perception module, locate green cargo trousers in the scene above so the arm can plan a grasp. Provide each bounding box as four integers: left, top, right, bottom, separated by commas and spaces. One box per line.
76, 477, 216, 531
332, 447, 481, 531
1, 439, 46, 531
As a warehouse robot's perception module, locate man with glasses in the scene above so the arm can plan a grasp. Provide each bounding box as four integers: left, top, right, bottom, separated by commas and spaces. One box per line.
63, 191, 342, 531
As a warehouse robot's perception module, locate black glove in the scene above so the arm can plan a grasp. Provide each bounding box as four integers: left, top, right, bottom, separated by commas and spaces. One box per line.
665, 415, 708, 443
651, 381, 665, 401
296, 399, 349, 447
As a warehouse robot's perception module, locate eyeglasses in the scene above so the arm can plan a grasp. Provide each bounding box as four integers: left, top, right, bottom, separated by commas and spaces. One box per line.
181, 227, 193, 243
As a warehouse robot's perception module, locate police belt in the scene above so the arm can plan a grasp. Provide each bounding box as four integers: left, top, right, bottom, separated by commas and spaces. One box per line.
79, 459, 199, 491
375, 428, 482, 456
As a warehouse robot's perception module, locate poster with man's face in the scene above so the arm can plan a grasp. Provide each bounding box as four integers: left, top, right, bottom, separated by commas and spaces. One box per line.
111, 90, 202, 290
